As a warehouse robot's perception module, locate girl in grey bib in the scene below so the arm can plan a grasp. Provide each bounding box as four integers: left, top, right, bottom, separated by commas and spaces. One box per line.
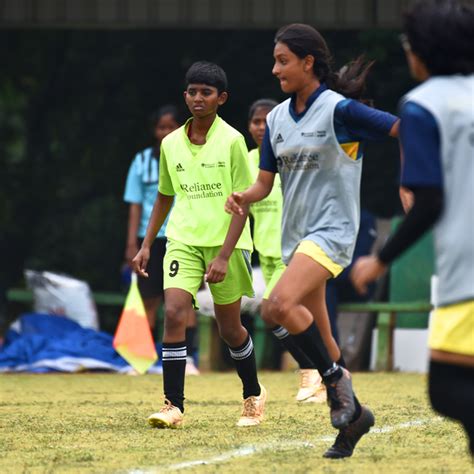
225, 23, 398, 458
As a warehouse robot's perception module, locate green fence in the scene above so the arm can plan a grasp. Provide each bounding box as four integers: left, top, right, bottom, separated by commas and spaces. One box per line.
6, 289, 431, 372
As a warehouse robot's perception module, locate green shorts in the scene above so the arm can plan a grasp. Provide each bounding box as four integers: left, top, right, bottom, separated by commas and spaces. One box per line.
163, 239, 254, 308
259, 254, 286, 300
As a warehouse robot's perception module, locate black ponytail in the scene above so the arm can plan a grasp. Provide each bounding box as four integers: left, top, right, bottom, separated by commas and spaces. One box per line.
275, 23, 374, 100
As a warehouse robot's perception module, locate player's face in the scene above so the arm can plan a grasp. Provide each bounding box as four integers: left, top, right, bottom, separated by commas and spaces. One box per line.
184, 84, 227, 118
248, 107, 271, 147
272, 42, 312, 93
154, 113, 179, 143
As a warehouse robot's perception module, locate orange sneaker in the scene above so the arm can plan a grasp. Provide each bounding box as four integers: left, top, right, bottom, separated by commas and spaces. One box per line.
237, 385, 267, 427
148, 399, 183, 429
296, 369, 326, 403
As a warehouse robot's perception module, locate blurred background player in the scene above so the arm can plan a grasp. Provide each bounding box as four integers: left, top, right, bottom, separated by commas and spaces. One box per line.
247, 98, 325, 403
133, 61, 265, 428
225, 23, 399, 458
123, 106, 199, 375
352, 0, 474, 455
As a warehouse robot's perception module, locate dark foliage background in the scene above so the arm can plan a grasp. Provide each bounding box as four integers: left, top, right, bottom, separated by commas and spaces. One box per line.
0, 28, 414, 295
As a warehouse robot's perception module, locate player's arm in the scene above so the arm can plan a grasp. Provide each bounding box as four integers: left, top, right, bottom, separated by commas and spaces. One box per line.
225, 127, 276, 216
132, 147, 174, 277
123, 156, 144, 263
351, 102, 443, 293
126, 204, 142, 264
206, 136, 253, 283
335, 99, 399, 141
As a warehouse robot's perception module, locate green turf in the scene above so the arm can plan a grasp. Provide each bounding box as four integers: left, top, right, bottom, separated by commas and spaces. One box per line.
0, 372, 472, 473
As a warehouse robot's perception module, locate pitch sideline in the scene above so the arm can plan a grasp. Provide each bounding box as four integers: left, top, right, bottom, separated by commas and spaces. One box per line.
126, 417, 444, 473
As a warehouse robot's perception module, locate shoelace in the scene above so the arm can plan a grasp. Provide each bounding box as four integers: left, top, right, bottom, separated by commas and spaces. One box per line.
300, 370, 313, 388
241, 397, 258, 417
160, 400, 177, 413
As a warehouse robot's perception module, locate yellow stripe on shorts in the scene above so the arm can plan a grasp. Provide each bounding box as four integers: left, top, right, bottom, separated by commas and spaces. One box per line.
429, 300, 474, 356
295, 241, 344, 277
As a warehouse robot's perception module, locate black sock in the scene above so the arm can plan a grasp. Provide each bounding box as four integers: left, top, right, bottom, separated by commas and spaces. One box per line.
337, 356, 362, 422
429, 360, 474, 454
293, 322, 342, 383
228, 334, 260, 399
162, 341, 186, 412
271, 325, 315, 369
185, 326, 197, 358
337, 355, 347, 368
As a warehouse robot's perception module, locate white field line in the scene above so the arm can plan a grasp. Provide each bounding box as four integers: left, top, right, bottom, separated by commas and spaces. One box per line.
127, 417, 444, 474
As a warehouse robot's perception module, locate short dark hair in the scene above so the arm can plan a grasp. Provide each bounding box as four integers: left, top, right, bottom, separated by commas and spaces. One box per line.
403, 0, 474, 75
150, 105, 181, 130
185, 61, 228, 94
248, 99, 278, 121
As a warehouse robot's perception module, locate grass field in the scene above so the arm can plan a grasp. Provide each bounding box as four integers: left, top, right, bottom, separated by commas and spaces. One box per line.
1, 372, 472, 473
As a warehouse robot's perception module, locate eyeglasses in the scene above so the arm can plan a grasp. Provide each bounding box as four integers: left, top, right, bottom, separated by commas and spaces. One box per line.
399, 33, 411, 52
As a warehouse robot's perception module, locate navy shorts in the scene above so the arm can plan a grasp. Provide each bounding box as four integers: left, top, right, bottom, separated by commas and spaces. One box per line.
137, 237, 167, 299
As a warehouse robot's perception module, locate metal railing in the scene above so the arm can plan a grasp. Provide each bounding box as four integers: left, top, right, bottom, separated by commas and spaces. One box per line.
6, 289, 432, 371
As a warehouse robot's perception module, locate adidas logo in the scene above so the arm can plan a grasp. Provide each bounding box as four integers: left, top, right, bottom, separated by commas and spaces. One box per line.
276, 133, 284, 144
176, 163, 185, 172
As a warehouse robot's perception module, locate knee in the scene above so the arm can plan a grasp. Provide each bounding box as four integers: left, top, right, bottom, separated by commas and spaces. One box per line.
218, 324, 245, 347
260, 301, 274, 326
266, 293, 293, 325
164, 304, 188, 334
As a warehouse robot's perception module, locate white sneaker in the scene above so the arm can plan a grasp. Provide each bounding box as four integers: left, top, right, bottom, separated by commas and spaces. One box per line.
185, 356, 200, 376
237, 385, 267, 427
296, 369, 326, 403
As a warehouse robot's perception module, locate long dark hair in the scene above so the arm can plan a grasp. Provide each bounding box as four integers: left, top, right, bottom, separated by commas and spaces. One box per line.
275, 23, 374, 100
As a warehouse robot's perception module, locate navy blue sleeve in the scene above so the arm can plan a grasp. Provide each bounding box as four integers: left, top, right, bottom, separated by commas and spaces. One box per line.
400, 101, 443, 188
259, 125, 278, 173
334, 99, 398, 142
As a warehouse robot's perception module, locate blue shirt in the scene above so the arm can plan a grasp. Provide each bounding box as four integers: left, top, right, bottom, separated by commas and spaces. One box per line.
123, 147, 169, 238
399, 101, 443, 189
260, 83, 398, 172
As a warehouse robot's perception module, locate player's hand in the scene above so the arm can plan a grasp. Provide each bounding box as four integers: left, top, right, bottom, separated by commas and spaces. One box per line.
225, 192, 246, 216
399, 186, 414, 213
205, 256, 228, 283
132, 247, 150, 278
350, 255, 387, 295
125, 242, 139, 265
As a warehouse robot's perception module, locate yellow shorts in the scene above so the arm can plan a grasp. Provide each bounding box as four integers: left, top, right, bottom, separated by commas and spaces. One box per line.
429, 300, 474, 356
294, 241, 344, 278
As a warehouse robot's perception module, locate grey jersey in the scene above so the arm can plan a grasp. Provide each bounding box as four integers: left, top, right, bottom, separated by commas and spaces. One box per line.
404, 75, 474, 306
266, 89, 362, 267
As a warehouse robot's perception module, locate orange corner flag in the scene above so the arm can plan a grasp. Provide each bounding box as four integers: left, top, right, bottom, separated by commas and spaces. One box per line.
113, 273, 158, 374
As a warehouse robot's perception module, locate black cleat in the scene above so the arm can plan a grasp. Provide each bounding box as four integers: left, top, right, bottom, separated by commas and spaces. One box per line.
325, 368, 356, 429
323, 406, 375, 459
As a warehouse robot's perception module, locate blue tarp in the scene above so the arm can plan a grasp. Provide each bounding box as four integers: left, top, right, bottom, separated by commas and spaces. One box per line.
0, 313, 162, 373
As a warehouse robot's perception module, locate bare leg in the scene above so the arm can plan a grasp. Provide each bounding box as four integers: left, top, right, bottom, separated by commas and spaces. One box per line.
265, 253, 331, 334
143, 296, 162, 331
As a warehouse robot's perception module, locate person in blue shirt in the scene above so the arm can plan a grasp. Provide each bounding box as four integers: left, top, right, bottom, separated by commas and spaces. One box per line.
352, 0, 474, 456
124, 106, 180, 330
124, 106, 202, 375
225, 23, 399, 458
